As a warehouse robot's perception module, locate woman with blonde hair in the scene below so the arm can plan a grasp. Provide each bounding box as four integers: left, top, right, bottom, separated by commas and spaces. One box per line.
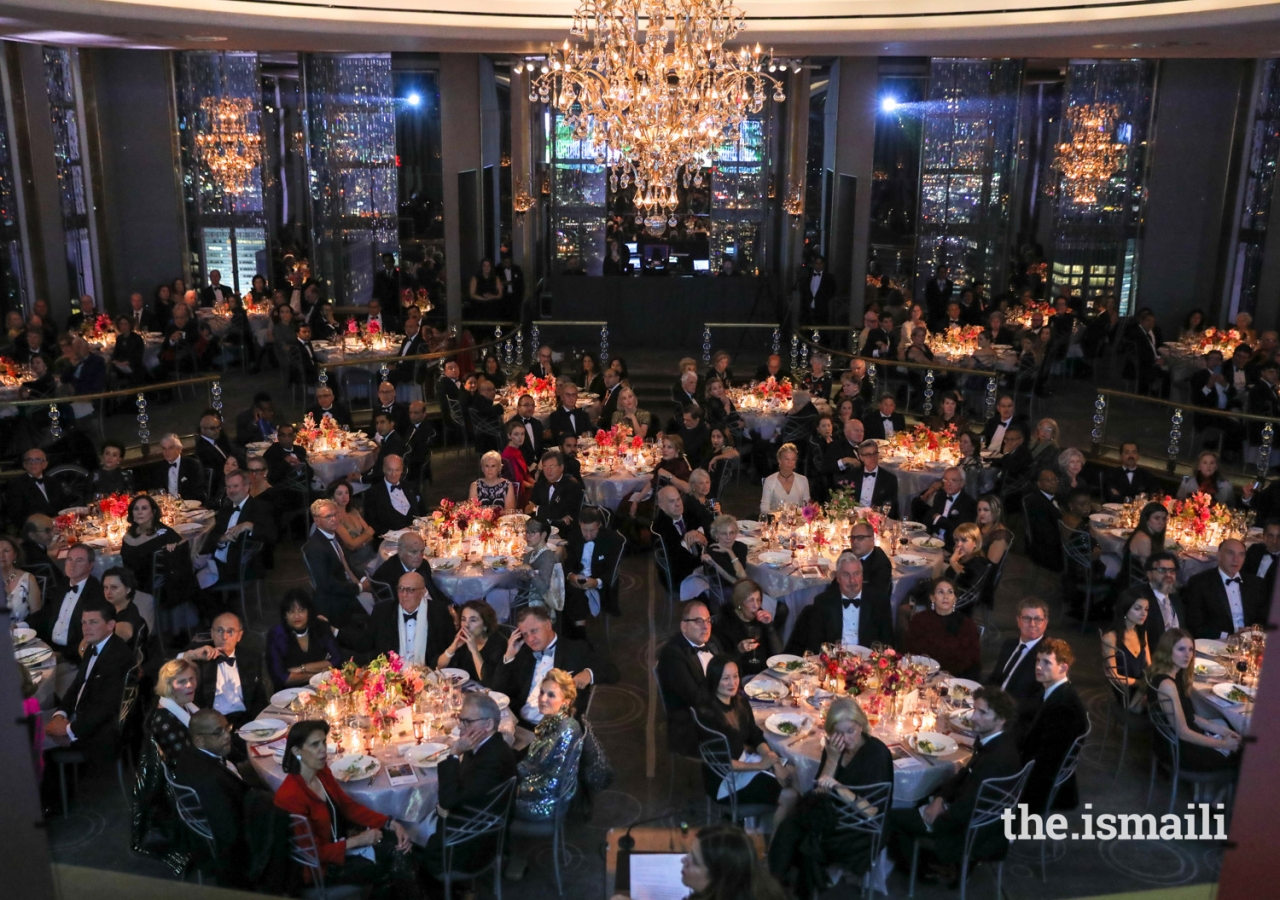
611, 386, 652, 440
132, 658, 202, 860
470, 449, 516, 509
975, 494, 1012, 566
513, 669, 583, 821
760, 443, 810, 515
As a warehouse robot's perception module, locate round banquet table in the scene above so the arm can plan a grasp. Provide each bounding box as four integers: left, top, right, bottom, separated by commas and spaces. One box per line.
926, 347, 1018, 373
1158, 344, 1208, 384
0, 383, 21, 416
1087, 520, 1259, 583
580, 467, 651, 510
249, 695, 517, 845
876, 459, 998, 517
740, 409, 788, 441
743, 672, 973, 806
89, 333, 165, 373
196, 308, 272, 346
15, 636, 58, 709
247, 441, 377, 489
1190, 673, 1254, 735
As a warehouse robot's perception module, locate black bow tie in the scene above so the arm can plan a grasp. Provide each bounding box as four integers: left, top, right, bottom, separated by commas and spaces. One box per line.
86, 645, 98, 659
389, 484, 401, 493
170, 462, 180, 468
219, 657, 236, 668
533, 649, 552, 662
403, 613, 417, 625
33, 478, 44, 485
842, 596, 862, 609
882, 416, 893, 421
864, 471, 875, 479
1225, 577, 1242, 585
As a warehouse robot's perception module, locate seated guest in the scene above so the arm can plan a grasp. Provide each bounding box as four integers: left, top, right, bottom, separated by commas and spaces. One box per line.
194, 413, 238, 502
980, 395, 1022, 451
119, 495, 181, 595
306, 385, 352, 429
714, 579, 782, 677
754, 353, 785, 382
985, 598, 1048, 703
142, 433, 208, 505
178, 612, 267, 728
362, 454, 422, 538
402, 400, 434, 483
275, 720, 412, 890
148, 658, 201, 761
705, 350, 735, 391
1055, 447, 1094, 502
672, 368, 701, 411
956, 431, 983, 475
1102, 441, 1159, 502
625, 435, 694, 526
233, 391, 277, 447
657, 599, 729, 755
91, 440, 134, 496
421, 694, 518, 885
1243, 518, 1280, 599
437, 600, 505, 686
470, 449, 516, 510
576, 351, 603, 394
44, 601, 132, 764
780, 388, 819, 444
982, 310, 1015, 347
1024, 469, 1064, 573
371, 530, 453, 606
1020, 639, 1089, 813
1028, 417, 1060, 475
1176, 449, 1235, 506
29, 543, 104, 666
266, 590, 342, 688
687, 468, 721, 520
906, 577, 981, 679
564, 505, 626, 626
527, 449, 584, 533
849, 520, 892, 598
109, 314, 147, 384
326, 480, 377, 574
975, 494, 1013, 567
512, 668, 584, 824
886, 688, 1022, 876
1183, 539, 1268, 639
368, 380, 410, 435
125, 291, 159, 332
677, 404, 711, 464
469, 378, 505, 454
196, 469, 277, 589
610, 386, 652, 440
910, 466, 976, 549
0, 534, 43, 622
760, 443, 810, 516
1101, 594, 1151, 709
13, 324, 47, 365
802, 355, 832, 400
355, 571, 455, 667
695, 655, 798, 827
493, 605, 618, 730
1145, 629, 1240, 772
502, 418, 537, 508
851, 440, 900, 518
598, 367, 624, 422
992, 425, 1034, 493
789, 553, 894, 655
364, 411, 408, 481
1120, 551, 1183, 652
58, 335, 107, 396
702, 515, 750, 595
1121, 500, 1168, 587
945, 522, 993, 608
101, 567, 146, 649
806, 416, 837, 503
769, 698, 893, 896
703, 379, 742, 435
262, 423, 310, 485
529, 344, 560, 379
925, 391, 969, 436
823, 418, 865, 491
832, 373, 870, 420
517, 518, 564, 615
5, 447, 69, 528
862, 393, 905, 441
652, 485, 713, 601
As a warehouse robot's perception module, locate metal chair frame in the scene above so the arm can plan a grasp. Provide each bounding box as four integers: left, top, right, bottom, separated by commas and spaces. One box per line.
651, 661, 702, 809
439, 775, 517, 900
205, 534, 265, 620
1099, 629, 1144, 781
829, 781, 894, 899
509, 735, 585, 895
1037, 717, 1092, 881
1058, 522, 1113, 631
46, 464, 93, 506
690, 709, 778, 826
652, 536, 677, 627
163, 761, 217, 884
1145, 689, 1235, 815
286, 813, 367, 899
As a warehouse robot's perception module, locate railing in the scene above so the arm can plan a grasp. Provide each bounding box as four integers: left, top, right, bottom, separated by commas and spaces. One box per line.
700, 322, 849, 371
316, 323, 520, 381
519, 319, 610, 366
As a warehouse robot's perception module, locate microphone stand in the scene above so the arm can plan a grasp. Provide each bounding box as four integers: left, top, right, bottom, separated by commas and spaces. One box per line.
616, 807, 686, 851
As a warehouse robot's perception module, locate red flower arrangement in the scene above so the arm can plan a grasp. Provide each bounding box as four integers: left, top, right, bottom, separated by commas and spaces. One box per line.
317, 652, 428, 732
347, 318, 359, 334
752, 376, 793, 401
97, 493, 131, 519
523, 373, 557, 398
367, 320, 381, 335
432, 498, 501, 534
819, 646, 916, 696
0, 356, 20, 380
594, 423, 635, 449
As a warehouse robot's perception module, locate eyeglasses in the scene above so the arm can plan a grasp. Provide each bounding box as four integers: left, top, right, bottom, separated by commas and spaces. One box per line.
247, 468, 266, 474
397, 586, 424, 594
212, 627, 242, 636
1018, 615, 1047, 624
682, 617, 711, 626
458, 716, 490, 726
851, 533, 874, 541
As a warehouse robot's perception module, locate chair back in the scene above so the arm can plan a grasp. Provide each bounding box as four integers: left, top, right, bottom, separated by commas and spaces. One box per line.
440, 776, 517, 871
368, 578, 394, 606
962, 760, 1035, 861
831, 780, 894, 841
1059, 523, 1094, 572
468, 408, 504, 440
1099, 630, 1138, 705
46, 464, 92, 506
340, 367, 377, 409
652, 536, 675, 594
445, 396, 466, 429
1147, 689, 1181, 765
952, 566, 990, 612
163, 762, 216, 850
985, 533, 1014, 605
1046, 716, 1092, 811
301, 550, 318, 590
691, 709, 740, 815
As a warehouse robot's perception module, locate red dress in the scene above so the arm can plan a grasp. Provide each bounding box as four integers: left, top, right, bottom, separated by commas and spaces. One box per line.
273, 767, 390, 876
502, 445, 532, 508
904, 610, 982, 680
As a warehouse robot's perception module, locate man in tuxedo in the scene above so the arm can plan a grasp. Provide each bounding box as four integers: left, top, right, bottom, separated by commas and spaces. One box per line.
361, 297, 394, 335
992, 425, 1034, 492
651, 486, 713, 600
233, 392, 278, 447
754, 353, 785, 383
564, 506, 626, 631
1184, 539, 1268, 640
58, 335, 108, 396
956, 288, 986, 327
548, 382, 592, 445
799, 254, 837, 327
983, 310, 1016, 347
510, 393, 546, 467
986, 598, 1048, 704
303, 500, 373, 631
109, 314, 148, 385
849, 521, 892, 598
981, 395, 1023, 451
924, 263, 954, 322
857, 308, 893, 360
1246, 362, 1280, 444
527, 450, 583, 534
29, 544, 104, 670
656, 598, 729, 755
1131, 310, 1171, 398
143, 433, 209, 506
126, 291, 159, 333
598, 367, 624, 424
195, 413, 238, 503
499, 252, 525, 320
422, 693, 518, 880
372, 253, 402, 308
364, 411, 408, 483
1101, 442, 1159, 502
4, 448, 68, 528
790, 552, 894, 654
931, 300, 969, 335
861, 394, 906, 441
1023, 469, 1064, 572
199, 269, 232, 308
389, 321, 424, 385
1190, 350, 1241, 426
852, 441, 901, 519
491, 605, 618, 730
910, 467, 976, 549
362, 454, 421, 538
44, 601, 133, 766
196, 470, 277, 591
436, 357, 466, 423
355, 571, 456, 667
676, 405, 711, 463
306, 386, 353, 430
822, 418, 865, 491
369, 380, 410, 436
371, 531, 453, 608
1243, 518, 1280, 600
402, 400, 434, 483
262, 423, 310, 485
179, 612, 268, 728
1120, 552, 1184, 650
529, 344, 561, 379
1019, 639, 1089, 814
887, 687, 1022, 871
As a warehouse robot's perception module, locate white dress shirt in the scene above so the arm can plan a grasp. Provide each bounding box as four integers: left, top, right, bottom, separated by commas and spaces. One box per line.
387, 480, 411, 516
51, 579, 88, 647
1220, 569, 1246, 636
167, 460, 182, 496
687, 637, 714, 675
213, 654, 246, 715
1257, 552, 1277, 580
988, 419, 1011, 450
999, 636, 1042, 690
1042, 678, 1069, 700
859, 468, 879, 507
521, 639, 559, 724
809, 273, 822, 307
840, 595, 863, 647
214, 503, 244, 564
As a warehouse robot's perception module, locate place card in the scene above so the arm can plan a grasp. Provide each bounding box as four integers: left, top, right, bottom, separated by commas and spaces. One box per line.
386, 763, 418, 786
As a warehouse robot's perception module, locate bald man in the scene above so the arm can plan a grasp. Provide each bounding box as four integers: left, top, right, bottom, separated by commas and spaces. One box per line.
1183, 538, 1268, 640
355, 570, 456, 666
372, 531, 454, 609
362, 453, 422, 537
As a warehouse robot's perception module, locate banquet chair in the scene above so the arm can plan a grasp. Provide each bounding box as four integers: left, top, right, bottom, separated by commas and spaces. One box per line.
1036, 716, 1092, 881
45, 464, 92, 506
652, 661, 703, 809
286, 813, 368, 899
508, 733, 585, 895
1099, 635, 1145, 781
368, 578, 394, 607
951, 567, 990, 617
981, 534, 1014, 625
49, 666, 140, 815
1145, 692, 1235, 815
439, 775, 517, 900
204, 536, 265, 620
601, 533, 626, 649
162, 763, 218, 885
691, 709, 778, 827
444, 396, 471, 455
908, 760, 1035, 900
828, 780, 894, 899
1058, 523, 1114, 632
468, 407, 505, 455
652, 536, 677, 627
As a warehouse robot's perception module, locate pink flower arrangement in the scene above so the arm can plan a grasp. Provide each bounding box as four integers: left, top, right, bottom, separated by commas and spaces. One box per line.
594, 423, 635, 449
753, 376, 793, 401
367, 320, 381, 335
97, 493, 130, 519
432, 498, 501, 534
347, 318, 359, 334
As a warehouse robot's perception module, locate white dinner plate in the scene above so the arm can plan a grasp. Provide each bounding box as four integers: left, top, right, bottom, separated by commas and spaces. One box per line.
16, 645, 52, 666
744, 676, 788, 702
57, 507, 90, 517
11, 627, 36, 646
907, 655, 941, 675
766, 654, 807, 674
1212, 682, 1256, 704
483, 556, 512, 569
757, 550, 792, 567
1089, 513, 1118, 526
82, 538, 111, 549
238, 718, 287, 743
429, 557, 461, 571
332, 754, 381, 783
1103, 503, 1126, 512
1193, 658, 1227, 678
405, 743, 451, 767
181, 499, 204, 511
949, 708, 977, 731
737, 520, 762, 533
435, 667, 469, 686
737, 535, 762, 548
910, 732, 958, 756
895, 553, 928, 568
1195, 639, 1228, 657
945, 677, 982, 701
174, 522, 204, 535
901, 521, 927, 532
909, 534, 945, 550
309, 669, 336, 688
483, 689, 510, 709
764, 712, 811, 737
271, 687, 316, 709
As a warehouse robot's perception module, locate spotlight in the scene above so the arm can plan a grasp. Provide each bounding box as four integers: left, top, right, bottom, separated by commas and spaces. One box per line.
406, 92, 422, 107
881, 96, 899, 112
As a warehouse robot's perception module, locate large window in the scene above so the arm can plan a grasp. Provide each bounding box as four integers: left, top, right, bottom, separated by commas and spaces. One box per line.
711, 117, 769, 273
43, 47, 97, 301
1226, 59, 1280, 319
548, 111, 605, 273
0, 72, 27, 317
867, 69, 927, 305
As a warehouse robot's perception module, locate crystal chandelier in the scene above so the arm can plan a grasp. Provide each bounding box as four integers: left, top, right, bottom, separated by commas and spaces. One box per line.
195, 97, 263, 196
518, 0, 786, 227
1054, 103, 1126, 206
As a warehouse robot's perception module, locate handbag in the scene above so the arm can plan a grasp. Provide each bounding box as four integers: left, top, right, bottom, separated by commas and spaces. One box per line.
579, 717, 613, 793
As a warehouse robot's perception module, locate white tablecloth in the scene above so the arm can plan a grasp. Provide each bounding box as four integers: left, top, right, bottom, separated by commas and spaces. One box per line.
196, 309, 272, 347
248, 443, 377, 489
582, 470, 651, 510
1087, 523, 1256, 583
89, 334, 165, 372
368, 541, 526, 622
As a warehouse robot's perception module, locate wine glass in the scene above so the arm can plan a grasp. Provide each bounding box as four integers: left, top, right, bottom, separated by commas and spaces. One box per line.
1236, 660, 1249, 685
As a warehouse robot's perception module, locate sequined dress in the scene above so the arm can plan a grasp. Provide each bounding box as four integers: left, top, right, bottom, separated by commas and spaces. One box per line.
514, 713, 583, 821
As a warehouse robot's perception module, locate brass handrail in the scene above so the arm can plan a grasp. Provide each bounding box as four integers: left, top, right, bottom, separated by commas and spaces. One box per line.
3, 374, 221, 408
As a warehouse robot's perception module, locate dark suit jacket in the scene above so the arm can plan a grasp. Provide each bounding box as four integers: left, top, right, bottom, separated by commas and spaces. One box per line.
20, 538, 66, 595
850, 467, 900, 519
354, 597, 456, 667
1019, 682, 1089, 813
233, 409, 277, 447
799, 269, 838, 324
930, 730, 1021, 863
860, 328, 895, 361
110, 330, 147, 379
911, 489, 978, 548
655, 633, 729, 756
1120, 583, 1185, 651
754, 364, 787, 383
564, 528, 626, 612
127, 307, 160, 333
1243, 543, 1280, 601
527, 361, 561, 380
302, 531, 366, 629
173, 742, 256, 876
4, 473, 69, 527
1023, 491, 1064, 572
143, 456, 209, 505
1101, 466, 1160, 504
371, 557, 454, 608
57, 634, 133, 760
363, 431, 408, 484
984, 326, 1016, 346
980, 416, 1027, 450
1247, 380, 1280, 440
924, 278, 954, 319
857, 547, 893, 599
548, 406, 593, 444
30, 576, 104, 663
402, 420, 434, 481
599, 383, 624, 424
1183, 567, 1268, 639
195, 435, 237, 503
791, 581, 895, 655
200, 284, 233, 308
436, 729, 518, 814
362, 478, 421, 537
986, 637, 1043, 703
530, 474, 584, 532
199, 496, 278, 579
512, 415, 546, 467
651, 503, 714, 585
190, 649, 268, 723
1189, 369, 1238, 421
262, 442, 310, 485
306, 402, 354, 429
369, 401, 411, 436
491, 638, 619, 728
861, 411, 906, 441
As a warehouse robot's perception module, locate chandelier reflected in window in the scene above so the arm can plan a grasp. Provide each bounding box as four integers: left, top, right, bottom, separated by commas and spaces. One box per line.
194, 97, 263, 196
518, 0, 786, 228
1054, 103, 1126, 206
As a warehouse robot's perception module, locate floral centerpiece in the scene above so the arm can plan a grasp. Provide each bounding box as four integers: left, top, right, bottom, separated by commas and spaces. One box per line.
753, 376, 793, 402
1007, 299, 1056, 329
1188, 327, 1246, 355
0, 356, 23, 386
80, 313, 115, 339
819, 646, 920, 697
927, 325, 984, 357
729, 376, 794, 414
1162, 491, 1250, 550
341, 316, 396, 352
523, 372, 558, 401
593, 422, 642, 450
294, 412, 354, 452
432, 498, 502, 536
317, 652, 427, 739
97, 493, 131, 519
887, 423, 959, 466
823, 488, 889, 532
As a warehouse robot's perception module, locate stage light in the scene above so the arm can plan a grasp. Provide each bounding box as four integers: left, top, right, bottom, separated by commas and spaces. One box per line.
406, 92, 422, 107
881, 96, 899, 112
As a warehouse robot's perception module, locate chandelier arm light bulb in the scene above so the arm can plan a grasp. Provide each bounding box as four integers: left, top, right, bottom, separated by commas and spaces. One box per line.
1053, 103, 1126, 206
194, 96, 263, 197
527, 0, 786, 219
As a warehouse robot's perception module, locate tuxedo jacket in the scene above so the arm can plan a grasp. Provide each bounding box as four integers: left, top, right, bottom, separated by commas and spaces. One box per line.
1182, 567, 1268, 640
791, 580, 895, 655
861, 411, 906, 441
530, 474, 583, 531
190, 648, 268, 723
364, 431, 408, 484
910, 489, 977, 548
1102, 465, 1160, 503
305, 402, 354, 430
1022, 491, 1064, 572
754, 364, 787, 383
548, 406, 593, 444
127, 307, 161, 333
852, 467, 900, 519
1019, 682, 1089, 814
491, 638, 619, 727
527, 361, 561, 379
1243, 543, 1280, 601
368, 401, 411, 436
301, 532, 365, 629
371, 557, 454, 608
1120, 583, 1185, 651
651, 502, 714, 584
930, 730, 1022, 862
655, 632, 729, 755
199, 495, 278, 579
1189, 369, 1239, 415
599, 383, 624, 424
821, 436, 862, 488
200, 284, 233, 308
142, 456, 209, 506
31, 576, 104, 663
512, 415, 547, 467
174, 742, 258, 866
857, 547, 893, 599
980, 415, 1027, 449
362, 478, 422, 537
564, 529, 626, 610
353, 597, 456, 667
57, 634, 134, 760
859, 328, 895, 361
234, 409, 277, 448
986, 637, 1042, 703
195, 435, 237, 503
924, 278, 954, 318
3, 472, 69, 528
799, 270, 838, 324
402, 420, 435, 481
262, 442, 310, 485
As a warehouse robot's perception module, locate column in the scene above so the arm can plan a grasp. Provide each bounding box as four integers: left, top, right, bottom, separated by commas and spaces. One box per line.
832, 57, 878, 326
438, 53, 483, 325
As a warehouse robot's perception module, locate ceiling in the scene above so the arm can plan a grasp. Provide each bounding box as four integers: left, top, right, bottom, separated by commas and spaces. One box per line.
3, 0, 1280, 56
